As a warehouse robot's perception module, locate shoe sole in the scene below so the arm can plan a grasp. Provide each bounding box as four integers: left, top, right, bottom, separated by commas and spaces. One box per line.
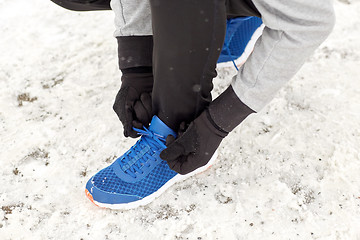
85, 151, 218, 210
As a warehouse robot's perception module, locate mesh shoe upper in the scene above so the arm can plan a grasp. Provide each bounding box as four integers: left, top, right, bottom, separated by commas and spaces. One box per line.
87, 116, 178, 204
218, 16, 263, 64
92, 160, 177, 198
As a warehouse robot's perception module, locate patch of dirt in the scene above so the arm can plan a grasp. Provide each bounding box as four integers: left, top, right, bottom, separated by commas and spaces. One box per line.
1, 203, 25, 220
27, 148, 49, 160
105, 155, 117, 164
42, 75, 64, 89
156, 204, 179, 220
80, 167, 87, 177
17, 93, 38, 106
13, 167, 20, 175
215, 192, 233, 204
291, 183, 315, 205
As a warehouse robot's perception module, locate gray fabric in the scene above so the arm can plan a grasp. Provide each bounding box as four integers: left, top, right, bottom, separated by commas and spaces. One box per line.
111, 0, 152, 36
232, 0, 335, 111
110, 0, 335, 112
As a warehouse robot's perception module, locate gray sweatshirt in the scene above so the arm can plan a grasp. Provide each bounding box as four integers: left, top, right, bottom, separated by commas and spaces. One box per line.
110, 0, 335, 112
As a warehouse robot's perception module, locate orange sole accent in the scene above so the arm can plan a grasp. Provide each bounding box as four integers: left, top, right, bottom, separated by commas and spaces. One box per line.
85, 189, 103, 208
195, 164, 213, 177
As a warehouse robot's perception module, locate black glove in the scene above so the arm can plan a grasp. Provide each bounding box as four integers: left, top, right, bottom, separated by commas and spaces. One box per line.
114, 36, 154, 138
160, 85, 255, 175
113, 69, 153, 138
160, 110, 228, 175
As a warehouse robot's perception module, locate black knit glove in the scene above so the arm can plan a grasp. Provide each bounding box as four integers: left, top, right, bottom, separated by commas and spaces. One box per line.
114, 36, 154, 138
160, 110, 227, 175
113, 70, 153, 138
160, 85, 255, 174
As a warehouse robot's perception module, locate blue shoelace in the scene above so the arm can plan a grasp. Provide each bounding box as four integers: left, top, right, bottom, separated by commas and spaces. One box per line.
118, 127, 167, 178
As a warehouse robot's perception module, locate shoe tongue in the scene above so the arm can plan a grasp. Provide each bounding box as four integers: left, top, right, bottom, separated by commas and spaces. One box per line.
149, 116, 177, 139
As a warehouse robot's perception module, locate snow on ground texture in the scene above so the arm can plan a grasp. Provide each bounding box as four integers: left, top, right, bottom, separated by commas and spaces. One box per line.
1, 0, 360, 239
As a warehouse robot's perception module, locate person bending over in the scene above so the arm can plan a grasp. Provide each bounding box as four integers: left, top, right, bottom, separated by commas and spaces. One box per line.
51, 0, 335, 209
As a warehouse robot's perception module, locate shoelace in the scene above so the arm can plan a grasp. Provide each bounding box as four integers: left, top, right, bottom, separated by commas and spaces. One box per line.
118, 127, 167, 178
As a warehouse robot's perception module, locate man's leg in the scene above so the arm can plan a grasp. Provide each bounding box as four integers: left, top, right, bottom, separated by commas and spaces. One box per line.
149, 0, 260, 131
226, 0, 261, 18
50, 0, 111, 11
231, 0, 335, 111
160, 0, 335, 174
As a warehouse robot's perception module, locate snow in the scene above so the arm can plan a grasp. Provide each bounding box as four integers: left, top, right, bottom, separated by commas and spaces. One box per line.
1, 0, 360, 239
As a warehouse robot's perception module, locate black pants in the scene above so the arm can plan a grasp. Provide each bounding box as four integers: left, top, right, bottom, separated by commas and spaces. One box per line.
151, 0, 259, 130
51, 0, 260, 130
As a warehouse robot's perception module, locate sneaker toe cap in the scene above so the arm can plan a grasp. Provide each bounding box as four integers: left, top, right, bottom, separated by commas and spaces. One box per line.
85, 177, 142, 205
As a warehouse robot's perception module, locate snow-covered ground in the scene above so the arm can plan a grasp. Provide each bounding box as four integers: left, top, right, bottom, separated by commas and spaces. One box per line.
1, 0, 360, 239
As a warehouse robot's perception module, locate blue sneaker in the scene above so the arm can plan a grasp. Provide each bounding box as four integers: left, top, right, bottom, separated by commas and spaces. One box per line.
85, 116, 217, 209
218, 16, 263, 69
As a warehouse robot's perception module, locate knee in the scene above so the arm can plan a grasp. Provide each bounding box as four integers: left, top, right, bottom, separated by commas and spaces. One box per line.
295, 4, 336, 46
302, 1, 336, 40
314, 1, 336, 38
322, 7, 336, 37
257, 0, 336, 42
311, 3, 336, 44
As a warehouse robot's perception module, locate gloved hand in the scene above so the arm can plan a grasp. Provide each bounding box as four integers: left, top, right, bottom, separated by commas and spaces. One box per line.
114, 36, 154, 138
113, 70, 153, 138
160, 110, 228, 175
160, 85, 255, 175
